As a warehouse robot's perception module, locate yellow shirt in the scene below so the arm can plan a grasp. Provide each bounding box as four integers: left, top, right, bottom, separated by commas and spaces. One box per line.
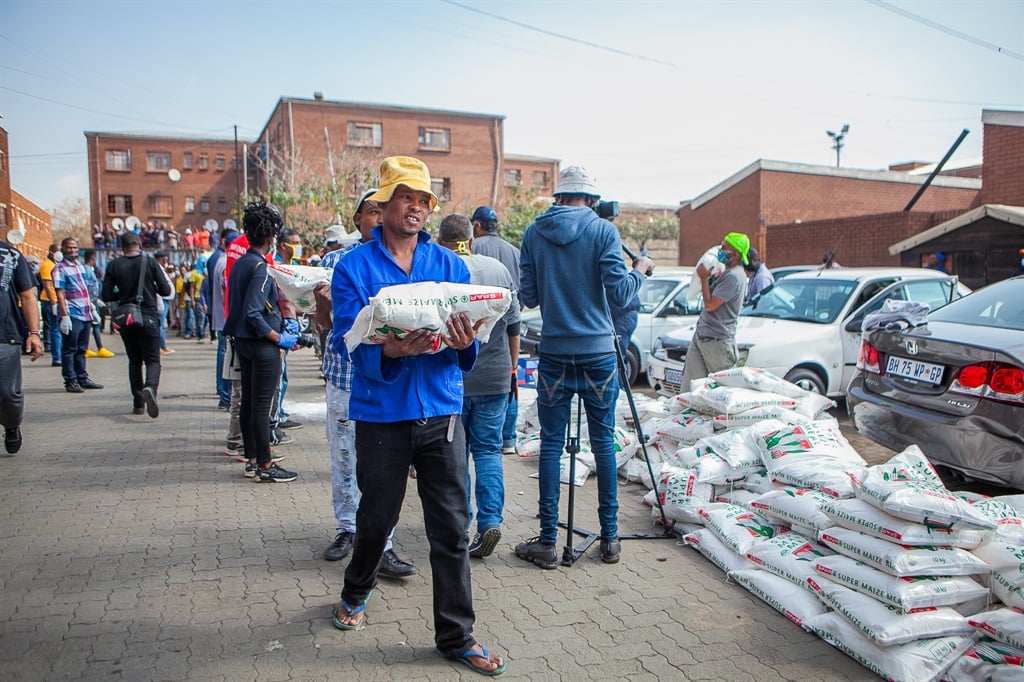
39, 258, 56, 302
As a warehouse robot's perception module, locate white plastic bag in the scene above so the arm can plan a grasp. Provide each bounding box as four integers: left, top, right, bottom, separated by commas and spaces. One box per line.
686, 247, 725, 298
752, 488, 834, 531
729, 568, 828, 630
817, 526, 991, 577
744, 531, 833, 591
971, 540, 1024, 609
698, 503, 782, 555
820, 497, 986, 549
658, 465, 717, 525
752, 419, 867, 498
967, 606, 1024, 650
682, 528, 755, 575
267, 263, 330, 313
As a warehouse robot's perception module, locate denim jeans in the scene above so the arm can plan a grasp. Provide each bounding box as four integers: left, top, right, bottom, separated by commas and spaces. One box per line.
343, 416, 476, 656
43, 303, 62, 363
502, 394, 518, 450
215, 334, 230, 403
536, 352, 620, 545
194, 305, 207, 340
234, 338, 282, 466
461, 392, 509, 532
325, 383, 394, 550
61, 317, 92, 383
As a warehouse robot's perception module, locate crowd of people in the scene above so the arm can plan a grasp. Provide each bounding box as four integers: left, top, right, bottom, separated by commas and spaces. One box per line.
91, 220, 221, 251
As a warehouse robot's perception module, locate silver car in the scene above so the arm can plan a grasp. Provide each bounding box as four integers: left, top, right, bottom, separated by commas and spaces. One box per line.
848, 276, 1024, 491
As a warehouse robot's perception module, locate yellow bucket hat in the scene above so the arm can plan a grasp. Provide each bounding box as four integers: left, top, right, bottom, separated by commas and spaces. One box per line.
368, 156, 438, 210
723, 232, 750, 265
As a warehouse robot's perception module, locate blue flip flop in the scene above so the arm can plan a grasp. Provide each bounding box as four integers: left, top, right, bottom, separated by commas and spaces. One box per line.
448, 645, 507, 676
331, 591, 372, 631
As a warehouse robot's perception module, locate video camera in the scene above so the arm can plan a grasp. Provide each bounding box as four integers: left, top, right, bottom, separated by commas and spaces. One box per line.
594, 200, 619, 220
294, 333, 317, 349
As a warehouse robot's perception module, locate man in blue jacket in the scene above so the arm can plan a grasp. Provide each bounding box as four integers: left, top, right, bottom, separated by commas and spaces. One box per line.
330, 156, 505, 676
517, 165, 654, 569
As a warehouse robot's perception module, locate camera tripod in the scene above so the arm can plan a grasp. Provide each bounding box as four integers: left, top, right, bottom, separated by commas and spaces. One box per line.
557, 335, 675, 567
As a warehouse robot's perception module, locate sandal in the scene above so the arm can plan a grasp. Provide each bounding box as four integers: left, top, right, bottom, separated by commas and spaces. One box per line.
331, 591, 372, 631
438, 645, 507, 676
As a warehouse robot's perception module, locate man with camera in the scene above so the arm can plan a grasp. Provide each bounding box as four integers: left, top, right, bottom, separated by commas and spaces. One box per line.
516, 165, 653, 569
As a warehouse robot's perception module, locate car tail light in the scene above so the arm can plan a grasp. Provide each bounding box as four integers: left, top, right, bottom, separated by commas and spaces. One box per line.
857, 340, 880, 374
950, 362, 1024, 405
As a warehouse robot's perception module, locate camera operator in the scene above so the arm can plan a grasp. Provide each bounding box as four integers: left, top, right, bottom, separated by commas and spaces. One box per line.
223, 200, 300, 483
516, 165, 653, 569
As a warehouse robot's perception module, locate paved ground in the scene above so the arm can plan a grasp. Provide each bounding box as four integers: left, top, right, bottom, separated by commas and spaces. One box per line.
0, 335, 878, 681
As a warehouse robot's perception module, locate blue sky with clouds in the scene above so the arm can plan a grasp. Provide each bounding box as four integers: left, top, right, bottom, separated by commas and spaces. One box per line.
2, 0, 1022, 211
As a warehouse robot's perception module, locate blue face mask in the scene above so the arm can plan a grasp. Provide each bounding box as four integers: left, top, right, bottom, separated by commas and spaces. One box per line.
716, 250, 731, 265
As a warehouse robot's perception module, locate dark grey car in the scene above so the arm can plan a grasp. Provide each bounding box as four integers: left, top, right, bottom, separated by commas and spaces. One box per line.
848, 276, 1024, 491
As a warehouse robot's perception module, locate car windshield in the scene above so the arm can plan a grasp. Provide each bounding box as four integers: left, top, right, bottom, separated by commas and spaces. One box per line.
742, 278, 857, 324
637, 277, 686, 314
928, 278, 1024, 331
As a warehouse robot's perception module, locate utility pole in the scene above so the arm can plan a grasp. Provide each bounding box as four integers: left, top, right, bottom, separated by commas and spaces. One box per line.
826, 124, 850, 168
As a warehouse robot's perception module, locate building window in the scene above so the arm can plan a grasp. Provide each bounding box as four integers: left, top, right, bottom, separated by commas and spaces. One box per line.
105, 149, 131, 171
150, 195, 173, 216
504, 169, 522, 186
347, 121, 382, 147
0, 149, 6, 171
215, 154, 225, 171
532, 170, 549, 187
217, 197, 228, 214
107, 194, 133, 215
146, 151, 171, 172
430, 177, 451, 201
184, 196, 195, 214
198, 154, 209, 170
183, 152, 193, 170
418, 126, 450, 151
200, 197, 210, 214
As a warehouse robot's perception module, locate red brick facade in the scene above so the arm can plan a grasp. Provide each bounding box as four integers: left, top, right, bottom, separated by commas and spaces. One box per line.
980, 110, 1024, 206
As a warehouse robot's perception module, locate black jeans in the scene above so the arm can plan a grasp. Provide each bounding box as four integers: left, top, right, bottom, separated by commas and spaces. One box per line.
118, 325, 162, 407
343, 416, 477, 656
234, 338, 282, 466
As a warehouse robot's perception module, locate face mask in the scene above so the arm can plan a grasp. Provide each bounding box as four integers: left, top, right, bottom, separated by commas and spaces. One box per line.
716, 250, 731, 265
53, 252, 63, 263
286, 243, 302, 260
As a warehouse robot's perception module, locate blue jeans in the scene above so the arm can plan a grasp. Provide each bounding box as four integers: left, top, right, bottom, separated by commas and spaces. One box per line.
461, 393, 509, 532
344, 416, 476, 656
502, 394, 518, 450
61, 317, 92, 384
43, 304, 62, 363
536, 352, 620, 545
194, 305, 207, 340
216, 334, 230, 403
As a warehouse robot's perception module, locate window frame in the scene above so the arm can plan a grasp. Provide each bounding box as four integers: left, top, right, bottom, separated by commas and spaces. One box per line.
217, 196, 228, 214
106, 194, 133, 215
198, 153, 209, 171
504, 169, 522, 186
215, 154, 225, 171
430, 177, 451, 201
199, 197, 210, 214
347, 121, 383, 148
146, 151, 172, 172
418, 126, 451, 152
105, 149, 131, 171
184, 196, 195, 214
149, 195, 173, 217
183, 152, 193, 170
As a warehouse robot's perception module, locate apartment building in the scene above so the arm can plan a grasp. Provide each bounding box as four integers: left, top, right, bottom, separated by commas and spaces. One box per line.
84, 132, 244, 234
1, 125, 51, 259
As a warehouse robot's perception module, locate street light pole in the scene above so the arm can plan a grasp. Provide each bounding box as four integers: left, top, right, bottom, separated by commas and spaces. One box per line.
826, 124, 850, 168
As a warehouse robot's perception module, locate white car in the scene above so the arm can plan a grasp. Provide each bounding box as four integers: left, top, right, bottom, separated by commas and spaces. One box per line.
647, 268, 969, 398
520, 267, 701, 385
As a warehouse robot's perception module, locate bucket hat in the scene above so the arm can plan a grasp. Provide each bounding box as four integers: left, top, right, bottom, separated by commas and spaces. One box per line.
368, 157, 437, 210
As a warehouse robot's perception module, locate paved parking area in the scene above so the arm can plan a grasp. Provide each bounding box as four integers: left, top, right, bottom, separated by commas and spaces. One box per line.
1, 336, 876, 680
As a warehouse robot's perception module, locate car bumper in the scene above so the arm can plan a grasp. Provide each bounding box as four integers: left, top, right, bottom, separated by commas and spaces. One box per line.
647, 356, 685, 397
848, 378, 1024, 491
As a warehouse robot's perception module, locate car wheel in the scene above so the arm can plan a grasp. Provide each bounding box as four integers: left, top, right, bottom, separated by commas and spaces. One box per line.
784, 367, 826, 395
625, 347, 640, 386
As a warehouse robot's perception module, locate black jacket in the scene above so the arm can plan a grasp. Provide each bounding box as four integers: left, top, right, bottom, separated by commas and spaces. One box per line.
223, 248, 282, 340
101, 253, 172, 315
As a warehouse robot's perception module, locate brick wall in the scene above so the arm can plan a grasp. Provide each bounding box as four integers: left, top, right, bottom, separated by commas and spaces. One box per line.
980, 119, 1024, 205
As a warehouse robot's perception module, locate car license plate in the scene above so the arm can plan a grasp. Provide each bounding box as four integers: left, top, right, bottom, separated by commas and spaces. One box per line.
665, 367, 682, 385
885, 355, 944, 385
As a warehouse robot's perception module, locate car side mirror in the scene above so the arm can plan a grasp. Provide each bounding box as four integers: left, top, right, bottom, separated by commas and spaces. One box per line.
844, 317, 862, 333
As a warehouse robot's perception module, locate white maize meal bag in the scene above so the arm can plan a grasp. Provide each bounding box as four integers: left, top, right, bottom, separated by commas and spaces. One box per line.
943, 638, 1024, 682
729, 568, 828, 630
712, 488, 762, 510
695, 425, 764, 468
713, 406, 813, 429
790, 523, 819, 539
744, 531, 833, 591
736, 470, 788, 495
817, 526, 991, 577
516, 432, 542, 458
684, 384, 799, 416
655, 409, 716, 444
969, 499, 1024, 545
808, 578, 970, 646
267, 263, 330, 313
752, 488, 834, 531
687, 247, 725, 298
708, 366, 836, 417
698, 503, 782, 555
970, 540, 1024, 609
345, 282, 511, 352
682, 528, 755, 575
612, 426, 640, 469
968, 607, 1024, 650
658, 465, 717, 524
820, 497, 986, 549
853, 446, 997, 530
813, 554, 990, 612
752, 419, 866, 498
807, 611, 973, 682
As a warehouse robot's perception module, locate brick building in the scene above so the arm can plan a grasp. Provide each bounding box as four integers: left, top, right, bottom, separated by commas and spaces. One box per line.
84, 132, 243, 236
1, 124, 52, 260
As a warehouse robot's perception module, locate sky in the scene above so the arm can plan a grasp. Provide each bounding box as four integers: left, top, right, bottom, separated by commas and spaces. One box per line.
2, 0, 1022, 212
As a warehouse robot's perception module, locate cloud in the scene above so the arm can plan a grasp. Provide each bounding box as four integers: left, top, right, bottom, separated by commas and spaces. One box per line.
55, 173, 87, 195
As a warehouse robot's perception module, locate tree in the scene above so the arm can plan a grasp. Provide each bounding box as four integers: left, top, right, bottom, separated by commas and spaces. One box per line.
498, 182, 550, 248
49, 197, 91, 245
616, 212, 678, 255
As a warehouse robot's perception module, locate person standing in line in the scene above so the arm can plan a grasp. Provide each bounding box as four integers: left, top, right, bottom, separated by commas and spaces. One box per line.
1, 238, 44, 454
679, 232, 750, 393
38, 244, 62, 367
272, 229, 304, 433
153, 252, 175, 355
53, 238, 104, 393
516, 165, 653, 569
438, 213, 520, 559
209, 229, 238, 410
330, 156, 504, 676
743, 247, 774, 304
81, 249, 115, 358
222, 200, 299, 483
189, 259, 207, 344
101, 232, 173, 417
470, 205, 522, 457
315, 191, 416, 578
